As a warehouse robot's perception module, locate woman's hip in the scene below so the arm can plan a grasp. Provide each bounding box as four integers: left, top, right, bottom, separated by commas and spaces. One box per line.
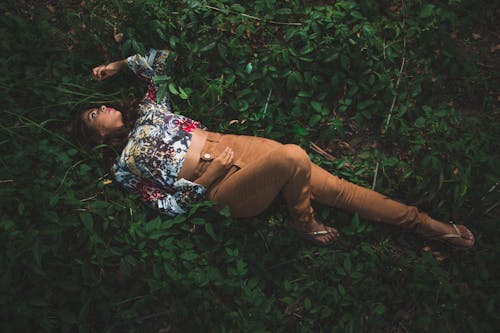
194, 133, 281, 174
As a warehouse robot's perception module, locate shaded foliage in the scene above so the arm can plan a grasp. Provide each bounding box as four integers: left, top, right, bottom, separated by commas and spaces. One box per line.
0, 0, 499, 331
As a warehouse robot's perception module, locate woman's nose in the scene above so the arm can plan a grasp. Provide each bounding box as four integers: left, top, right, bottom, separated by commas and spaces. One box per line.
100, 105, 106, 112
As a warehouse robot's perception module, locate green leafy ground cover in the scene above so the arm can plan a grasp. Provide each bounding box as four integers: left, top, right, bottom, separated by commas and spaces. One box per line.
1, 0, 499, 331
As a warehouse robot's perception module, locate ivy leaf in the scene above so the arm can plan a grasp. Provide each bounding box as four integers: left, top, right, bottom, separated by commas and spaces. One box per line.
199, 41, 216, 52
168, 83, 179, 95
178, 86, 189, 100
245, 62, 253, 74
156, 83, 168, 103
80, 212, 93, 230
205, 223, 218, 241
419, 4, 435, 18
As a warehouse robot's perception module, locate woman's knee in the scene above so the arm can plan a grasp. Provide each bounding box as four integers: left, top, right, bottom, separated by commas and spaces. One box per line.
278, 144, 310, 169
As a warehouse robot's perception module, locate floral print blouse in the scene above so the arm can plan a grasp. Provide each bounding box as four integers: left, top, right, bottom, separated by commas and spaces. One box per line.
112, 49, 206, 217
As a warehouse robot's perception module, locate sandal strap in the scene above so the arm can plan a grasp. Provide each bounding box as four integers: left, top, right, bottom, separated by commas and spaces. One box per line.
428, 221, 474, 249
434, 233, 461, 240
450, 222, 461, 235
308, 230, 331, 237
428, 222, 463, 240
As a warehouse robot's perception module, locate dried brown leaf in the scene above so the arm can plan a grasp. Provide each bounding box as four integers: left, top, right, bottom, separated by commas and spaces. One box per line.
46, 4, 56, 13
114, 28, 124, 43
432, 251, 448, 261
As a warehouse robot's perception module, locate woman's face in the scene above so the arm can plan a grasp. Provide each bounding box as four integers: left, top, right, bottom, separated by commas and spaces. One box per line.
82, 105, 124, 138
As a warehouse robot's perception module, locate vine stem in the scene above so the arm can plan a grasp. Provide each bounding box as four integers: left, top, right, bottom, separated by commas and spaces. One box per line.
57, 159, 88, 192
204, 5, 302, 26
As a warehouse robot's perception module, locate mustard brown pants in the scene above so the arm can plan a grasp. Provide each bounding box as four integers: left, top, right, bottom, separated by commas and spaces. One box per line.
192, 132, 438, 236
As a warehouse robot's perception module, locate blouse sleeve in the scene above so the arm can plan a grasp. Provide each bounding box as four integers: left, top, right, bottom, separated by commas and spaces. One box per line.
127, 48, 174, 109
113, 165, 207, 217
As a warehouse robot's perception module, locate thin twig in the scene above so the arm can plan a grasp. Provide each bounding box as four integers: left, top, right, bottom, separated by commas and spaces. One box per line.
113, 294, 147, 306
262, 88, 272, 118
204, 5, 302, 26
384, 39, 407, 131
0, 179, 14, 183
80, 195, 97, 202
267, 258, 299, 270
133, 310, 171, 324
57, 159, 87, 191
476, 62, 495, 69
373, 0, 407, 190
484, 201, 500, 215
481, 182, 499, 201
309, 142, 336, 161
371, 161, 380, 190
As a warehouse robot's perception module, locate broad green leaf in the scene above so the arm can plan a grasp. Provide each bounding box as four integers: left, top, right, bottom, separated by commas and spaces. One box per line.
199, 41, 216, 52
180, 251, 198, 261
168, 83, 179, 95
80, 212, 93, 230
157, 83, 168, 103
420, 4, 435, 18
178, 86, 189, 100
245, 62, 253, 74
205, 223, 218, 241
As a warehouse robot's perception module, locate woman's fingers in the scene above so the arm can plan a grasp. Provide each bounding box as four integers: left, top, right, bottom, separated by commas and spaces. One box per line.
92, 67, 99, 80
223, 147, 234, 167
92, 66, 103, 80
92, 65, 109, 81
217, 147, 234, 168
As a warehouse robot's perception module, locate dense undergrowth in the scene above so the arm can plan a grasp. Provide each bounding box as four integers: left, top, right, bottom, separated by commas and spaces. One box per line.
1, 0, 499, 331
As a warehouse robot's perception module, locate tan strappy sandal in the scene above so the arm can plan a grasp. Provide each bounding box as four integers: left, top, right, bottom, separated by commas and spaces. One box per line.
296, 224, 340, 247
430, 222, 475, 249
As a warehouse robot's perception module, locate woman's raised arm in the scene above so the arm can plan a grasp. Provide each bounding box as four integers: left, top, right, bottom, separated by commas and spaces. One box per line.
126, 49, 175, 108
92, 59, 128, 81
126, 49, 173, 81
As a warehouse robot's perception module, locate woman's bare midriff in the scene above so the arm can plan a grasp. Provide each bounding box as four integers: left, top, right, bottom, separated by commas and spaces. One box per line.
177, 128, 208, 181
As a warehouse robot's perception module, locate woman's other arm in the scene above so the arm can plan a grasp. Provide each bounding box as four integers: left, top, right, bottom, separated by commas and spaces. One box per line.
193, 147, 234, 188
114, 166, 207, 217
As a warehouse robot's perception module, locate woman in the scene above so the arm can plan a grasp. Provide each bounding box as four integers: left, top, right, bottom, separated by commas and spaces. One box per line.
70, 48, 474, 248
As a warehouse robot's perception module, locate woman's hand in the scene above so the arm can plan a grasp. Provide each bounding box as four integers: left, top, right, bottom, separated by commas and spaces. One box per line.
194, 147, 234, 188
207, 147, 234, 178
92, 59, 127, 81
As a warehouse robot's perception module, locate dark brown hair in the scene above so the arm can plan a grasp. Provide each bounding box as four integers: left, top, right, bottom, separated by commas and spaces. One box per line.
67, 97, 139, 159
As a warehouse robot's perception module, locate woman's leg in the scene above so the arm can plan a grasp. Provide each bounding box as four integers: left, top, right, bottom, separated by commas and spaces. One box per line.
208, 143, 338, 244
201, 133, 472, 247
309, 163, 474, 247
210, 144, 310, 219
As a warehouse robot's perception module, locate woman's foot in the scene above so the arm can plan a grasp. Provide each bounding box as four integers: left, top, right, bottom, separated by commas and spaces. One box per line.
292, 218, 340, 246
429, 222, 475, 249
